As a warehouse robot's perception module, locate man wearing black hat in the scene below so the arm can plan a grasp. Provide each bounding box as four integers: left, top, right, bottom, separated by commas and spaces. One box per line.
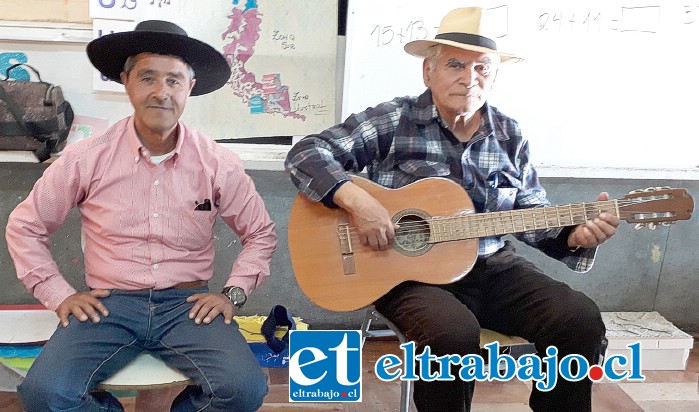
285, 7, 619, 412
6, 21, 276, 411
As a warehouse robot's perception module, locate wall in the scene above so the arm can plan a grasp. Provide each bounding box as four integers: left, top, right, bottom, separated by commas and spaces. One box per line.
1, 164, 697, 332
1, 0, 89, 23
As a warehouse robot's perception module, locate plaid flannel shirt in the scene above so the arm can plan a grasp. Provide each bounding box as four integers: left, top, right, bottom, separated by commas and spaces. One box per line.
285, 89, 595, 272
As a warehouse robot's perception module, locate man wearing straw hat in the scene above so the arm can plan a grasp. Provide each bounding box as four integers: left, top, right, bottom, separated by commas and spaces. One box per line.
286, 7, 619, 412
6, 20, 276, 411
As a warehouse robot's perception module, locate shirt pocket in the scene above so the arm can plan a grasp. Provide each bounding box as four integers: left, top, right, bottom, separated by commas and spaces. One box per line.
487, 187, 518, 212
485, 171, 521, 212
175, 206, 216, 250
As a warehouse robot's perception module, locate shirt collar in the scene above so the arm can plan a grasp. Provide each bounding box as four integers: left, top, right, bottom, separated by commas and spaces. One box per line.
461, 103, 510, 144
416, 89, 509, 143
412, 89, 439, 126
126, 116, 184, 164
480, 102, 510, 142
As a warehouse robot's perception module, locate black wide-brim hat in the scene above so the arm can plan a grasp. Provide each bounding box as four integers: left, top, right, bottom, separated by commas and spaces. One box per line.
86, 20, 231, 96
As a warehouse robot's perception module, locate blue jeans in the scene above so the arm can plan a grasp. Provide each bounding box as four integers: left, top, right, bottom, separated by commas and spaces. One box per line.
18, 287, 268, 412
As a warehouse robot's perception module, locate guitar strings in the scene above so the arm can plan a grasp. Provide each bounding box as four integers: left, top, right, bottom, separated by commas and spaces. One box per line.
335, 197, 673, 239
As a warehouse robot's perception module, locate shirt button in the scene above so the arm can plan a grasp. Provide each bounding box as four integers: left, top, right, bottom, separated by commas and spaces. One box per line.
152, 212, 159, 218
153, 263, 160, 270
154, 180, 160, 186
134, 156, 139, 163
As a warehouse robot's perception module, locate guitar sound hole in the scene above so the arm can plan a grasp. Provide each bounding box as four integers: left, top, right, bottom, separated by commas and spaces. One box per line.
393, 211, 432, 257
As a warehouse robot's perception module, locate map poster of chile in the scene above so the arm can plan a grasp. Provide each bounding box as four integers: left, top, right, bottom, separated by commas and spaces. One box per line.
89, 0, 338, 138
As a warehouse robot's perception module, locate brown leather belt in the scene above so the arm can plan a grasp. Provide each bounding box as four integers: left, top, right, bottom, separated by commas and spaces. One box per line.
121, 280, 208, 292
172, 280, 208, 289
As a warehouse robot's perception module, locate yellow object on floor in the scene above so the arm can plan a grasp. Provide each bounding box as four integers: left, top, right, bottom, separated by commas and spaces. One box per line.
236, 315, 308, 343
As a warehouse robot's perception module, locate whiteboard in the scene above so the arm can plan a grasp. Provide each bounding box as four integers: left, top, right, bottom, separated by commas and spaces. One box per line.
343, 0, 699, 173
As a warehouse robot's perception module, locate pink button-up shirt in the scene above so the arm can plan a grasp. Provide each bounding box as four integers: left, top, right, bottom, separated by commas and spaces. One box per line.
6, 117, 277, 310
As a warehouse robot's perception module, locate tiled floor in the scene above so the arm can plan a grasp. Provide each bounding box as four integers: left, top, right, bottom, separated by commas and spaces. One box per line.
1, 337, 698, 411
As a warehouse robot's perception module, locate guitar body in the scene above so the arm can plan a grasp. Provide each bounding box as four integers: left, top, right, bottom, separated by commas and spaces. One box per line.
288, 176, 478, 312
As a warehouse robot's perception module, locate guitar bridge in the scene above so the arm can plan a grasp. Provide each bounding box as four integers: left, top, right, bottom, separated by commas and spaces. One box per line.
338, 222, 356, 275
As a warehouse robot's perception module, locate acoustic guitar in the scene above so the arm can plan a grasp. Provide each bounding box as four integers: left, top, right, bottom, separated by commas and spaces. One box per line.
288, 176, 694, 312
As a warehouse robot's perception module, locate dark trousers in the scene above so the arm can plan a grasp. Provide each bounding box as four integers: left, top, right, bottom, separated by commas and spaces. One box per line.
374, 241, 606, 412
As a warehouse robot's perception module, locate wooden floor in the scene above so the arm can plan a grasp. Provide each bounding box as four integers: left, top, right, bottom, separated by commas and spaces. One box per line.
1, 337, 698, 411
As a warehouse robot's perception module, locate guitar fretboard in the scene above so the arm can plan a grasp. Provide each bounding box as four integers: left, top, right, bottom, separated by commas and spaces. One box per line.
429, 200, 620, 243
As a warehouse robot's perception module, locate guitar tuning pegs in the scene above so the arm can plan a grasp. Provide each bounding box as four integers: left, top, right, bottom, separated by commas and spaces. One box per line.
634, 222, 660, 230
629, 186, 671, 194
634, 221, 673, 230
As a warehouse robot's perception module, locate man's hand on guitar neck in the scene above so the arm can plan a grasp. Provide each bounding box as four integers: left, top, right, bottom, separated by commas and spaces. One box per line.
333, 181, 399, 251
567, 192, 621, 250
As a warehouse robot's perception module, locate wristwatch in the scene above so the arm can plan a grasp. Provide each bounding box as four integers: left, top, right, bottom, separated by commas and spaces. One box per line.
222, 286, 247, 308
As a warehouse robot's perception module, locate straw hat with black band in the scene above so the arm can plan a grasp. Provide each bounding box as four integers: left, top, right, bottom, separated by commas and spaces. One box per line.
404, 7, 522, 63
86, 20, 231, 96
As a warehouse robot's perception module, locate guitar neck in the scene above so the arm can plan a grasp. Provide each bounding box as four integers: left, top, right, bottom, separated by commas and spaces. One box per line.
429, 200, 620, 243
